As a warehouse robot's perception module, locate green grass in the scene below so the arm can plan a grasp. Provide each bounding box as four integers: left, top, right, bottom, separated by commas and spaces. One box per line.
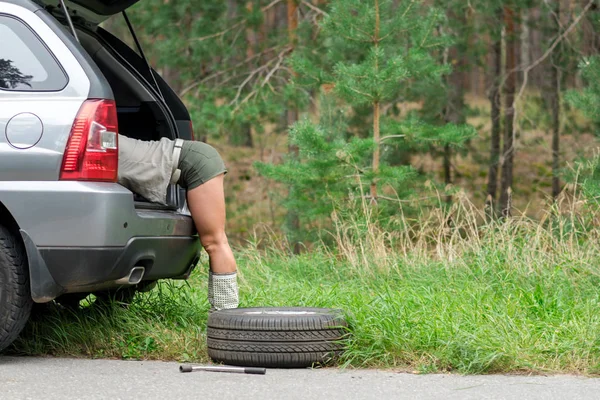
9, 197, 600, 375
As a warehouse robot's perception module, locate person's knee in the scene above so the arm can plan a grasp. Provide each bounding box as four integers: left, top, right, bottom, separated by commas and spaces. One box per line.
200, 231, 229, 254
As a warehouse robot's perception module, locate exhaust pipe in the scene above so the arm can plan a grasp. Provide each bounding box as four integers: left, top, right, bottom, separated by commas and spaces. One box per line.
115, 266, 145, 285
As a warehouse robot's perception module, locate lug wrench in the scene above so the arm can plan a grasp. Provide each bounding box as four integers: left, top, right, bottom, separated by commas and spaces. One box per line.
179, 364, 266, 375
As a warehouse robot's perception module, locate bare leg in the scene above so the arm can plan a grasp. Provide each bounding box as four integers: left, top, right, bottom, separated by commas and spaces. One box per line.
186, 173, 237, 274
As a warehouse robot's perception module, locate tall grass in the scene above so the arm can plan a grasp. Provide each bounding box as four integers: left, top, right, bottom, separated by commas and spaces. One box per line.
9, 188, 600, 374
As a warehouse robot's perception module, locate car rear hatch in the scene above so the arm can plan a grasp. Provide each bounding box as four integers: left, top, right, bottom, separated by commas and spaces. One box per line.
41, 0, 194, 210
39, 0, 140, 25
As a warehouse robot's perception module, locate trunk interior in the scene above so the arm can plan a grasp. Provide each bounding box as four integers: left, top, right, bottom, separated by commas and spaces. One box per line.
77, 29, 172, 141
76, 28, 179, 209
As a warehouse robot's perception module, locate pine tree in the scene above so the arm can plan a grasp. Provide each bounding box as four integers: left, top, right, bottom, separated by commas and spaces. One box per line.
0, 59, 32, 89
256, 0, 475, 240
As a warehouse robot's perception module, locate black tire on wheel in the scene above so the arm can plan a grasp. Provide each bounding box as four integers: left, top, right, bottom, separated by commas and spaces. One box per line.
207, 307, 349, 368
0, 225, 32, 352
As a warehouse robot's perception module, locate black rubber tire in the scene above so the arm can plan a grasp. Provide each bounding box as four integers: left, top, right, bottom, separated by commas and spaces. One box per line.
0, 226, 32, 352
207, 307, 348, 368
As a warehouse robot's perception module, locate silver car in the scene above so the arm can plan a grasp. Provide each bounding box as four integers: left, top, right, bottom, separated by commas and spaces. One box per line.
0, 0, 200, 351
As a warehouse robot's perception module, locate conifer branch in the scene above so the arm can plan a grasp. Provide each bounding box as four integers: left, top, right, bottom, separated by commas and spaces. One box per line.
419, 13, 436, 48
230, 63, 272, 106
230, 47, 293, 112
379, 135, 406, 143
180, 46, 284, 97
261, 48, 293, 88
401, 0, 416, 18
338, 34, 373, 43
301, 0, 328, 16
346, 87, 374, 100
189, 0, 284, 43
349, 24, 374, 41
335, 22, 374, 43
379, 32, 394, 43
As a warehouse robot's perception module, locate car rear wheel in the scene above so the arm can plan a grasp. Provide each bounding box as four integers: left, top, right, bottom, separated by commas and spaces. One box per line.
207, 307, 349, 368
0, 225, 32, 352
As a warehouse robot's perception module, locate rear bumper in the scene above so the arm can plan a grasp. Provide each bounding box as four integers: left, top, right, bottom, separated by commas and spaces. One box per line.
1, 181, 201, 302
0, 181, 193, 247
21, 231, 201, 302
41, 236, 201, 290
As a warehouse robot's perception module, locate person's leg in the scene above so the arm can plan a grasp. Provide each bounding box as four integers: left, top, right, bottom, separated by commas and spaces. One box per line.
186, 173, 239, 310
186, 173, 236, 274
117, 135, 238, 309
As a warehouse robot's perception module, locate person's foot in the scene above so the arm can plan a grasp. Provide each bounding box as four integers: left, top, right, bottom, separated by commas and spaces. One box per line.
208, 271, 239, 311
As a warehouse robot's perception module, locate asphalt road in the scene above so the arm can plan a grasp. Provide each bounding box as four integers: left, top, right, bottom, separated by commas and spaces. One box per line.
1, 356, 599, 400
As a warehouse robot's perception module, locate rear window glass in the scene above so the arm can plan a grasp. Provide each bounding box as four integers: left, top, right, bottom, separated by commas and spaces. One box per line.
0, 15, 68, 91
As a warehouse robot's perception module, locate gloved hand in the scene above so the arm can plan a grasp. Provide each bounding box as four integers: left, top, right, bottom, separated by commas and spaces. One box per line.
208, 271, 239, 311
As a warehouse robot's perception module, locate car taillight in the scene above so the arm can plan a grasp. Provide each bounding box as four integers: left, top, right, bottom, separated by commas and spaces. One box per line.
60, 99, 118, 182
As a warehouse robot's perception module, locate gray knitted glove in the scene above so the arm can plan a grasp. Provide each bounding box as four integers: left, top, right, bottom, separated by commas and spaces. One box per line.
208, 271, 239, 311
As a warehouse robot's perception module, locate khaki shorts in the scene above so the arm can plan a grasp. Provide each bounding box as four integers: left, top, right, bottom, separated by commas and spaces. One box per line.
176, 140, 228, 190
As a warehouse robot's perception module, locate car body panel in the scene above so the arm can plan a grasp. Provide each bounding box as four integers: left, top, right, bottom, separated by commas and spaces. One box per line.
0, 0, 200, 303
0, 2, 91, 181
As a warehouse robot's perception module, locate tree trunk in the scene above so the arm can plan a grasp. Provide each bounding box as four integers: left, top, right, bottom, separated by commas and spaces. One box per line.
286, 0, 300, 253
443, 17, 467, 205
286, 0, 299, 136
499, 5, 518, 218
486, 6, 503, 216
550, 0, 561, 200
371, 101, 380, 203
370, 0, 381, 204
520, 9, 530, 80
287, 0, 299, 152
443, 144, 451, 195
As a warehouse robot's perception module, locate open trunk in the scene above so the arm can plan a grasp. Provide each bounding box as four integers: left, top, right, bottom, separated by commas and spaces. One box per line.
42, 1, 194, 210
75, 27, 187, 210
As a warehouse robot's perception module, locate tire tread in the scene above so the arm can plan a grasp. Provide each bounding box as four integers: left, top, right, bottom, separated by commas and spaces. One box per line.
0, 226, 32, 352
206, 307, 348, 368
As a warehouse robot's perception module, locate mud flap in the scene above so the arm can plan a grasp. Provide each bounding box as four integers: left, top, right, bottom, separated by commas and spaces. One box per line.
19, 230, 64, 303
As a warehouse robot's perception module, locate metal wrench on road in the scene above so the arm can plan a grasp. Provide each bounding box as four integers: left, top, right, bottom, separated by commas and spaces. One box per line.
179, 365, 266, 375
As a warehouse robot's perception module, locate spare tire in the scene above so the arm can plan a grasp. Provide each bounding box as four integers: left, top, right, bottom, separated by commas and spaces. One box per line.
207, 307, 348, 368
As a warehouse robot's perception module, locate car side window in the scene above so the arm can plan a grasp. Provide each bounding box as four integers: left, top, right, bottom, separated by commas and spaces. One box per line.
0, 14, 68, 92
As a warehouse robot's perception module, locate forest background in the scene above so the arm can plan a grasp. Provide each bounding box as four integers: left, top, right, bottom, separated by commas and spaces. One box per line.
101, 0, 600, 246
15, 0, 600, 374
